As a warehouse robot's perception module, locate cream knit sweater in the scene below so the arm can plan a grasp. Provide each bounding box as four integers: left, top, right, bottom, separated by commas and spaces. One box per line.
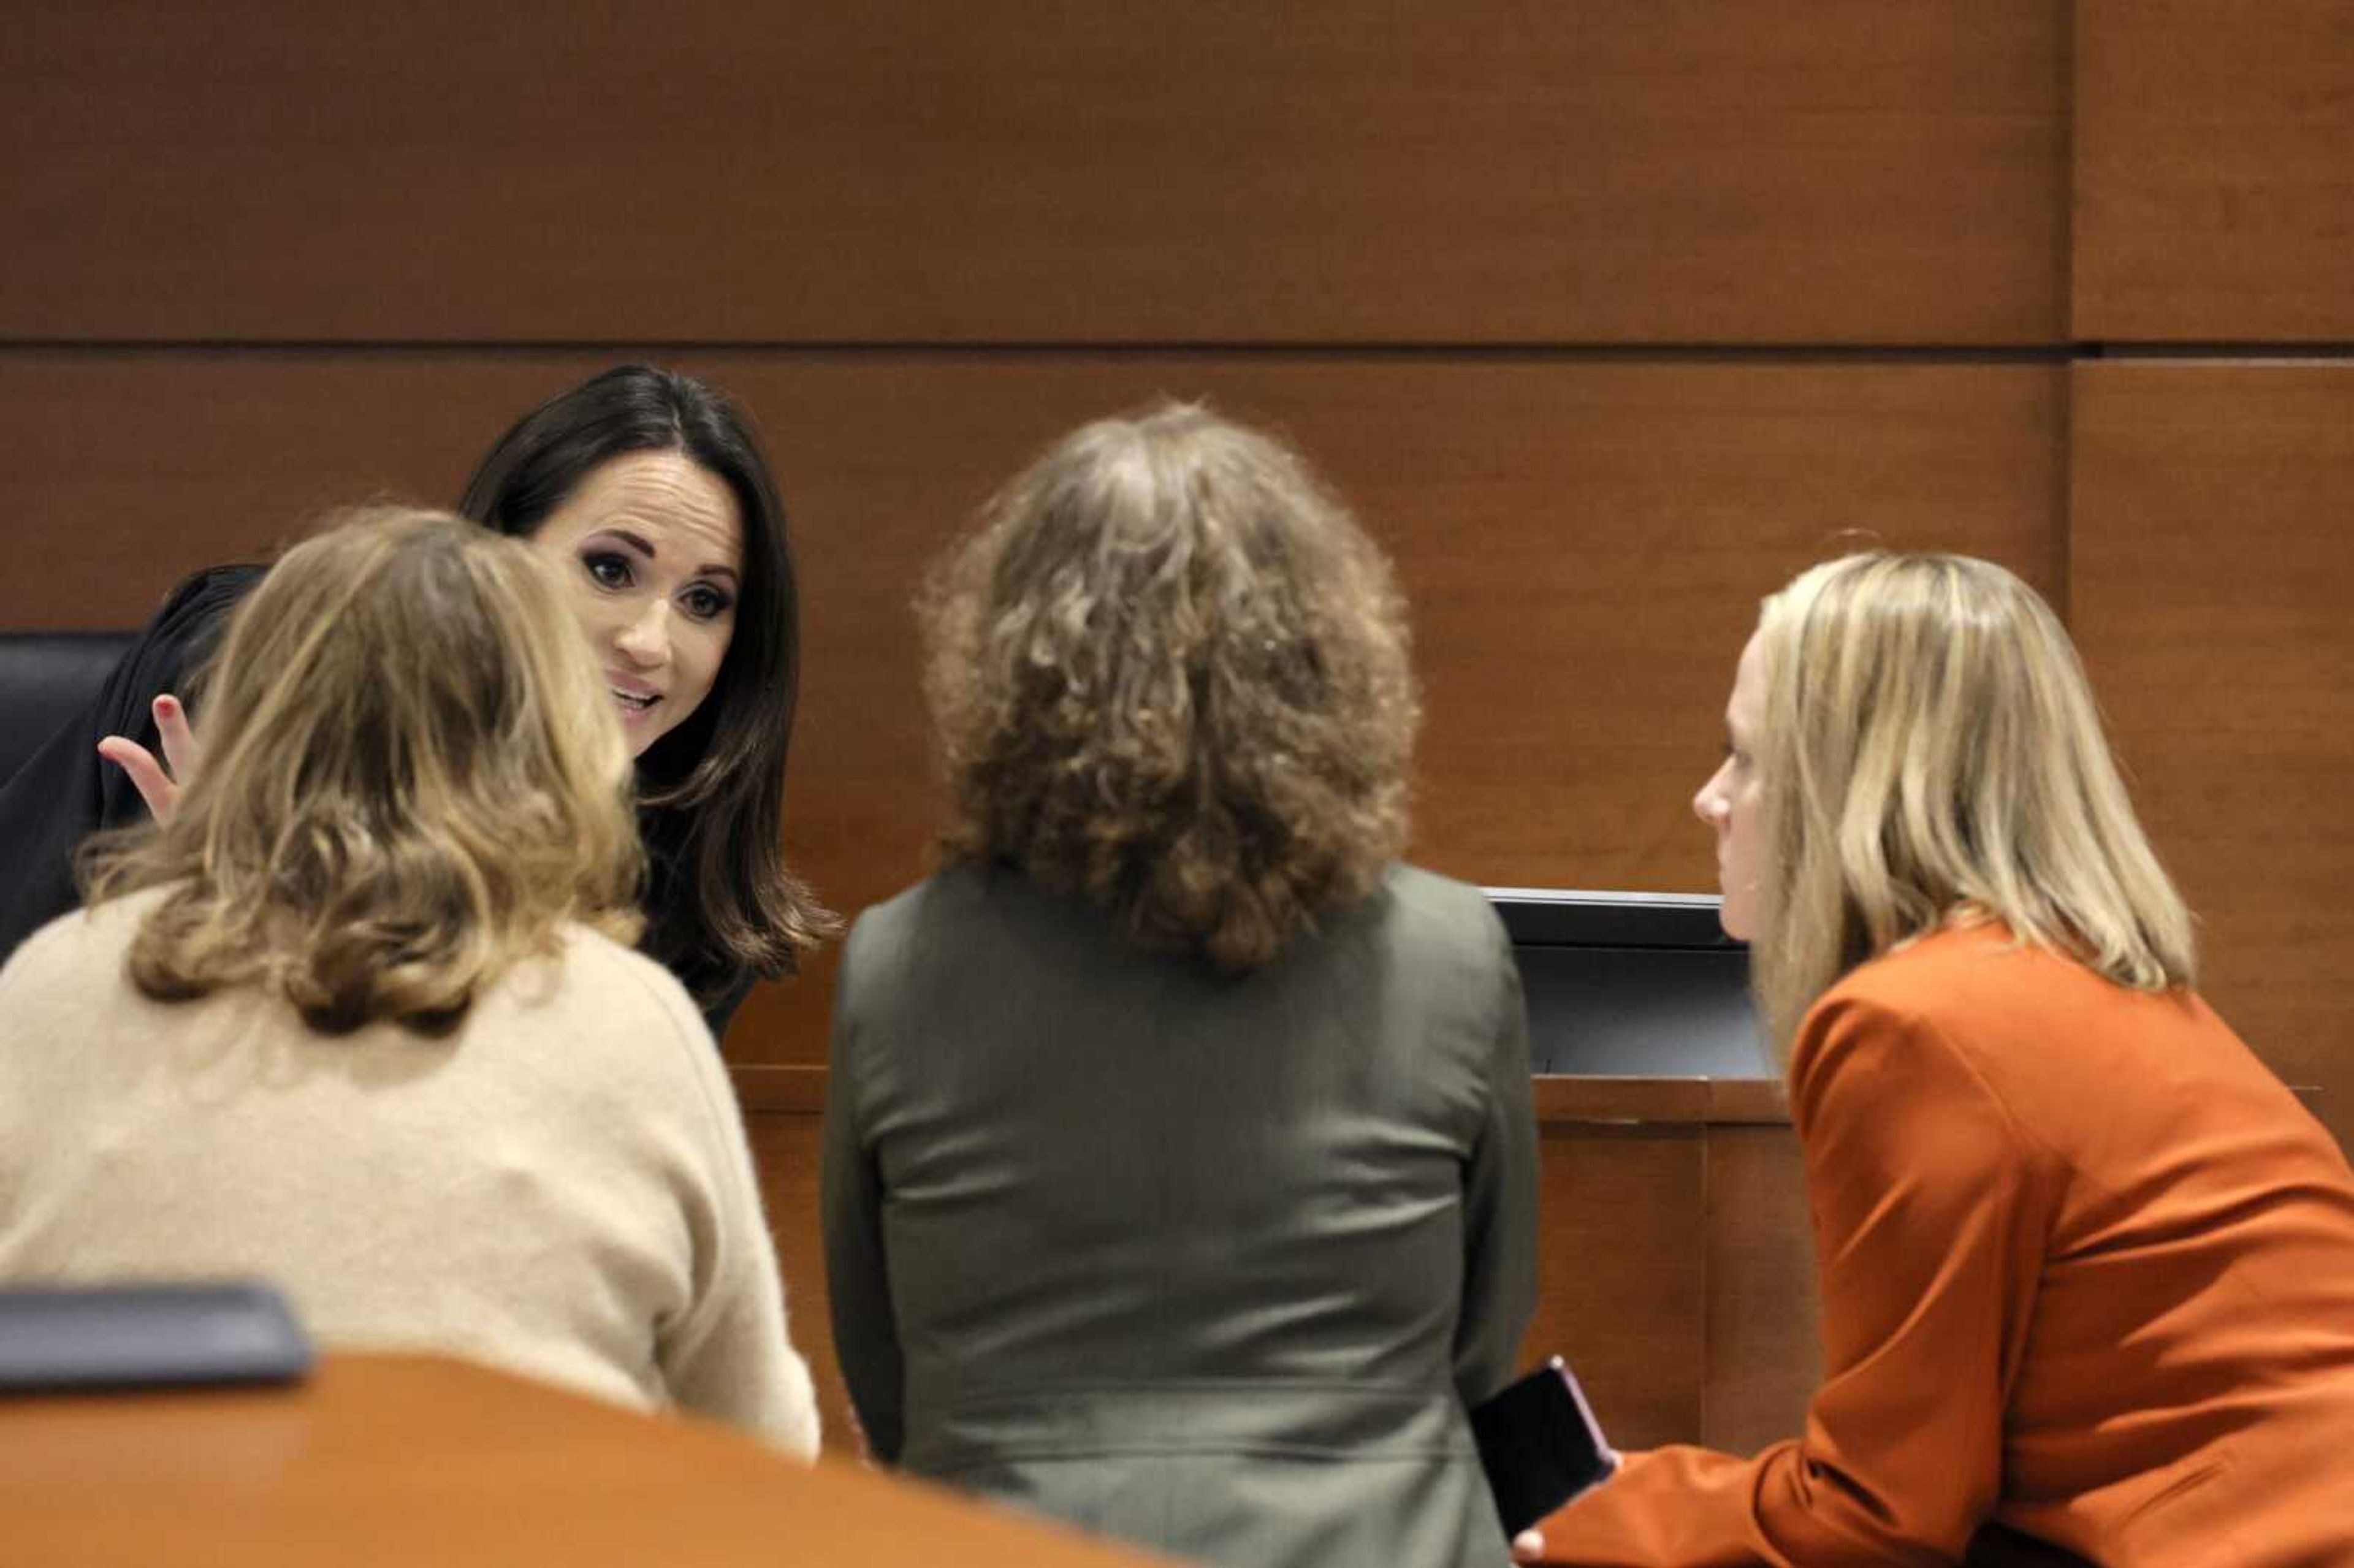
0, 889, 819, 1456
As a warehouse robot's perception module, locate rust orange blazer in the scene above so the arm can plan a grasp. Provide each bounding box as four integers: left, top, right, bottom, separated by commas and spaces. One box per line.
1536, 924, 2354, 1567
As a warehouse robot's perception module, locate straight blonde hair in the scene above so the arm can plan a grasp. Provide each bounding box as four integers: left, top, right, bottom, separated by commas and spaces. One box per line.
83, 508, 644, 1035
1750, 552, 2195, 1055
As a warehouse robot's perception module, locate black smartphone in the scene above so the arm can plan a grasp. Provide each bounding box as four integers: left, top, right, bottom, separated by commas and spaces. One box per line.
1468, 1356, 1618, 1536
0, 1279, 313, 1394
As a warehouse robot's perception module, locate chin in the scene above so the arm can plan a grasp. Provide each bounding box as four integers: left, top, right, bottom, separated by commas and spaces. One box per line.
612, 699, 663, 758
617, 719, 659, 760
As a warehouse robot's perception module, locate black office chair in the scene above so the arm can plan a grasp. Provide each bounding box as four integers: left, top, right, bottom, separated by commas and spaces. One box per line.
0, 630, 138, 790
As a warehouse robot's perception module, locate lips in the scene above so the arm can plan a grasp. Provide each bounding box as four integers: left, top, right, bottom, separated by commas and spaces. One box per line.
606, 672, 663, 718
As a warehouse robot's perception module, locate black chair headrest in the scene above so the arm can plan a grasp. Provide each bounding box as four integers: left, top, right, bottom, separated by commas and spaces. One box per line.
0, 630, 139, 790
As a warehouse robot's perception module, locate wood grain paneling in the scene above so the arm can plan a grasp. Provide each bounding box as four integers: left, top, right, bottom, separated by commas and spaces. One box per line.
2070, 364, 2354, 1151
1530, 1124, 1710, 1449
0, 351, 2065, 1064
745, 1110, 856, 1456
2074, 0, 2354, 341
0, 2, 2065, 345
1703, 1124, 1820, 1453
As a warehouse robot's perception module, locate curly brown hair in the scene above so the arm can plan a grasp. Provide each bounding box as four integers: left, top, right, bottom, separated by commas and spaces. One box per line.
921, 402, 1419, 970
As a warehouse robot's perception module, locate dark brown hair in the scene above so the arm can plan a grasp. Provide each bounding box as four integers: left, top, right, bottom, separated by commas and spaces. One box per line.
460, 365, 836, 1003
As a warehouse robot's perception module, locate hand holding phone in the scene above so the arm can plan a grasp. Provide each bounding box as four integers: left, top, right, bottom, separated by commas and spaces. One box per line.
1468, 1356, 1618, 1536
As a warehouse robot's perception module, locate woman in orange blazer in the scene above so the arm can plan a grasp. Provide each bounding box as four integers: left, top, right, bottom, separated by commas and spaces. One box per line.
1520, 554, 2354, 1567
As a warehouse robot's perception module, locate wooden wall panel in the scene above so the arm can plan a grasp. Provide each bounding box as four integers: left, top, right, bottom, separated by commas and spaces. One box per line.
1529, 1125, 1709, 1449
2074, 0, 2354, 341
1703, 1124, 1821, 1454
745, 1109, 857, 1458
0, 351, 2066, 1064
2070, 364, 2354, 1150
1, 2, 2065, 345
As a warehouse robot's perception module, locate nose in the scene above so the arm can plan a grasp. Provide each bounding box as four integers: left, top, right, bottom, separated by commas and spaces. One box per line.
614, 599, 671, 668
1693, 763, 1729, 830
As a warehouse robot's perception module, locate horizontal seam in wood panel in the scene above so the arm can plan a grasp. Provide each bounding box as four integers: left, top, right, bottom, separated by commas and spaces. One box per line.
14, 340, 2352, 362
2075, 343, 2354, 362
0, 340, 2085, 365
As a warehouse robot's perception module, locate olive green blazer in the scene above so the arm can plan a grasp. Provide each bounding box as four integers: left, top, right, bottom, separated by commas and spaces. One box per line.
823, 861, 1538, 1568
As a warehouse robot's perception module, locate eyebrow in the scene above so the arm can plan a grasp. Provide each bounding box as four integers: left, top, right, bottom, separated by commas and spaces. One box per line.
592, 528, 740, 586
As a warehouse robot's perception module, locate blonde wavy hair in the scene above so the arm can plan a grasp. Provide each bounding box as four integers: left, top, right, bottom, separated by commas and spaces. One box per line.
83, 507, 644, 1035
921, 402, 1419, 970
1749, 552, 2196, 1054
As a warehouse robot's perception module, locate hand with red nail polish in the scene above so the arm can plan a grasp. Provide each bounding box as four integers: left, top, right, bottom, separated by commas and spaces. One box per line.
95, 692, 200, 823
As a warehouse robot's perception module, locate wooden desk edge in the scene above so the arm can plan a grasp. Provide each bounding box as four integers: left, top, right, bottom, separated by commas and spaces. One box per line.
731, 1064, 2320, 1128
0, 1353, 1184, 1567
731, 1064, 1800, 1125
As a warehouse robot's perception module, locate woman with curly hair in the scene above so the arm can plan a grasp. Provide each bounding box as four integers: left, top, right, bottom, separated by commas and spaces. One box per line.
0, 508, 820, 1453
822, 403, 1539, 1567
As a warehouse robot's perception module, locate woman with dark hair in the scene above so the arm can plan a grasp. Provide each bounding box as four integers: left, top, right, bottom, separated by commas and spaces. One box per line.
0, 365, 832, 1037
822, 403, 1539, 1568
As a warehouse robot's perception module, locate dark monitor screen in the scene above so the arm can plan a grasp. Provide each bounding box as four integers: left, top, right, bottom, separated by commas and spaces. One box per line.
1485, 888, 1772, 1079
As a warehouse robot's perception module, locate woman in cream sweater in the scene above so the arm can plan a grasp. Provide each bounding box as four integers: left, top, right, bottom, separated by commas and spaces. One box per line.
0, 508, 818, 1455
